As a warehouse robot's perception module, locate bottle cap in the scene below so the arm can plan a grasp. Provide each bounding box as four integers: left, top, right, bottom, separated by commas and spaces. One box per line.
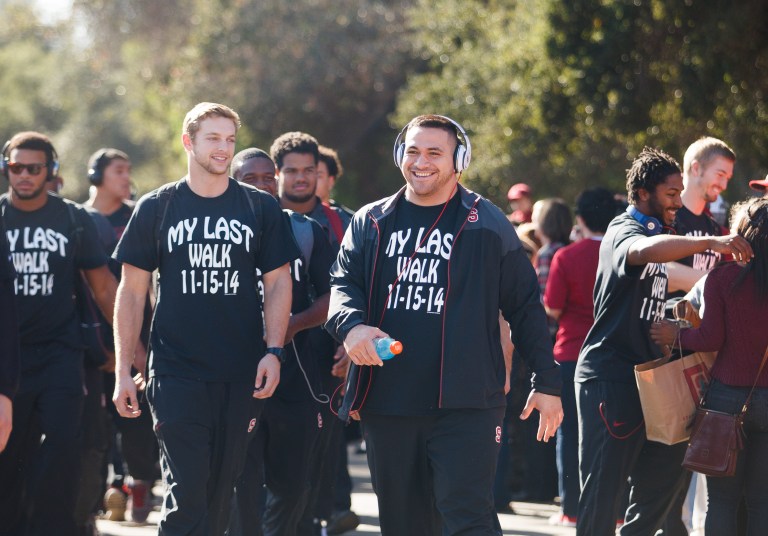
390, 340, 403, 355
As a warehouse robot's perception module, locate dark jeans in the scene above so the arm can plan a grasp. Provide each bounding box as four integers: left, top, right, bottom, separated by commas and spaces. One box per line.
363, 408, 505, 536
146, 376, 263, 536
556, 360, 579, 518
0, 344, 84, 536
576, 380, 689, 536
703, 380, 768, 536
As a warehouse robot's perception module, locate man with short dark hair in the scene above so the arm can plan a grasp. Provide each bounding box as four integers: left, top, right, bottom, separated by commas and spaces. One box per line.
84, 147, 159, 523
113, 103, 298, 535
86, 148, 133, 235
575, 147, 753, 536
0, 131, 117, 535
271, 133, 351, 249
326, 114, 563, 535
543, 187, 618, 527
230, 147, 336, 536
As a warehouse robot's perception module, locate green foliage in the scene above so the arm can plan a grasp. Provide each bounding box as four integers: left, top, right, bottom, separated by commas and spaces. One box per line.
0, 4, 69, 154
2, 0, 768, 208
396, 0, 768, 207
66, 0, 419, 204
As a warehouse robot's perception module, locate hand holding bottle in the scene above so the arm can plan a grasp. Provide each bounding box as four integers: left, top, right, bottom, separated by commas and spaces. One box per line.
375, 337, 403, 360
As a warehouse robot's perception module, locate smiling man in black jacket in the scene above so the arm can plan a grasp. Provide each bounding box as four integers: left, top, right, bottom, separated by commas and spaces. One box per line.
325, 114, 563, 536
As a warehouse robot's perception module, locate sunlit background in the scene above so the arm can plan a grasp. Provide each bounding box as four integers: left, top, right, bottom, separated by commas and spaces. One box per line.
6, 0, 768, 210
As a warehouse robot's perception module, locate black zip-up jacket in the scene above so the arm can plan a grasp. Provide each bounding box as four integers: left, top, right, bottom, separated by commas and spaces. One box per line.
325, 184, 561, 421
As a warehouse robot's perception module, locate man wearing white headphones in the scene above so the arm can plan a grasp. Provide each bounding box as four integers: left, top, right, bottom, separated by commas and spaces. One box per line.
326, 114, 563, 535
0, 131, 118, 535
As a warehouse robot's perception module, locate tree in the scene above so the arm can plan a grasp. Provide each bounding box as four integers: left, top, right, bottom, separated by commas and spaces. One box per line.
396, 0, 768, 207
69, 0, 420, 205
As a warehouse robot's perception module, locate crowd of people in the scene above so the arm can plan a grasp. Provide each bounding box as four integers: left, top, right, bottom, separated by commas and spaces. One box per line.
0, 102, 766, 536
500, 140, 766, 536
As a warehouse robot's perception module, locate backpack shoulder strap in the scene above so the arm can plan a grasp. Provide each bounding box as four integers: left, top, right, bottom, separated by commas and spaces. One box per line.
320, 203, 345, 244
154, 180, 182, 261
237, 182, 264, 252
287, 210, 314, 275
64, 199, 84, 255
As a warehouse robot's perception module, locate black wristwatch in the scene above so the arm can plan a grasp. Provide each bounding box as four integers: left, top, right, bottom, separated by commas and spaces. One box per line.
266, 346, 285, 364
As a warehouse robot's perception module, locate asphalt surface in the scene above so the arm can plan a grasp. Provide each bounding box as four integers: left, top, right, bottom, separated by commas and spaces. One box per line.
96, 447, 576, 536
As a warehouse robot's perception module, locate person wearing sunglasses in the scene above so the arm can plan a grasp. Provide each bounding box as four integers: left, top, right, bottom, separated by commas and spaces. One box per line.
0, 131, 118, 535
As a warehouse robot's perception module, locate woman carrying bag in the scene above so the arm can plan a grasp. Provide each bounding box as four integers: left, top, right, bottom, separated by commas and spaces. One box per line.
651, 197, 768, 536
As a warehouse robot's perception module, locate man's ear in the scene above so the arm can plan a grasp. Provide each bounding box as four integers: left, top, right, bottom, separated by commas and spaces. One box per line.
689, 159, 701, 180
637, 187, 651, 202
182, 133, 192, 152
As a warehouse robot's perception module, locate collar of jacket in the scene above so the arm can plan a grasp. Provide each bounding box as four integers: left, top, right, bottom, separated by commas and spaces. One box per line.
366, 183, 481, 223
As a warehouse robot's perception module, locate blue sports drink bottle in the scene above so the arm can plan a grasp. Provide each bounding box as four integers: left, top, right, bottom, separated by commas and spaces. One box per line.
375, 337, 403, 360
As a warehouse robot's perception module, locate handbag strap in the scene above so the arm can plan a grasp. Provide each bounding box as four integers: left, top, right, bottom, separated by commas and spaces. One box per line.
740, 344, 768, 415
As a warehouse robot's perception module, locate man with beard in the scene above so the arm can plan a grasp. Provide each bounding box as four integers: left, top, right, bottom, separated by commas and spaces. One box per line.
575, 147, 753, 536
270, 133, 358, 534
325, 115, 563, 535
0, 131, 117, 535
229, 147, 336, 536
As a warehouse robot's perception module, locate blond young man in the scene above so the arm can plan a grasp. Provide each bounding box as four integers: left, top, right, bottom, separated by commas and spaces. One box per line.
112, 103, 298, 535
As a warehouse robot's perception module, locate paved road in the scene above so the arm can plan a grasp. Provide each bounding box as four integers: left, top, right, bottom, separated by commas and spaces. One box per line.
97, 448, 576, 536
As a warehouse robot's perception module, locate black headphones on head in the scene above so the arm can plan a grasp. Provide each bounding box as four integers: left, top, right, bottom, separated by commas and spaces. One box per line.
87, 149, 110, 186
627, 205, 662, 236
0, 139, 60, 181
392, 115, 472, 173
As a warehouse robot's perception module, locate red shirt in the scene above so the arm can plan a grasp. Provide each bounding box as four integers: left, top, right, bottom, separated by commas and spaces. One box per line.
544, 238, 601, 362
680, 263, 768, 387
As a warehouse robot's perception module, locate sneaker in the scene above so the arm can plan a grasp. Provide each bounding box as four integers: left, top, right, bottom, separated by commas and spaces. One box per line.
129, 480, 152, 523
548, 513, 577, 527
326, 510, 360, 535
103, 486, 128, 521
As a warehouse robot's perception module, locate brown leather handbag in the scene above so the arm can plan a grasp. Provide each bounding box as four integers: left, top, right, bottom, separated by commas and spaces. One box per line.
682, 345, 768, 477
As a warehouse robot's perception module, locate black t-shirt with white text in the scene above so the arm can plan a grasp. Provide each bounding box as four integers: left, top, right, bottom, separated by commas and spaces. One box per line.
274, 212, 335, 402
364, 194, 461, 415
114, 179, 299, 382
576, 212, 668, 384
2, 194, 108, 349
669, 206, 723, 299
672, 206, 723, 270
306, 199, 353, 391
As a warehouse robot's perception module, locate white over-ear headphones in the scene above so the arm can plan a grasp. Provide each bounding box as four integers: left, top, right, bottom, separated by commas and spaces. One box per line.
392, 115, 472, 173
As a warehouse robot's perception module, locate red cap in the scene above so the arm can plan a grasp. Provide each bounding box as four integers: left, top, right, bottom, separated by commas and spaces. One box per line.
507, 182, 531, 201
749, 174, 768, 192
